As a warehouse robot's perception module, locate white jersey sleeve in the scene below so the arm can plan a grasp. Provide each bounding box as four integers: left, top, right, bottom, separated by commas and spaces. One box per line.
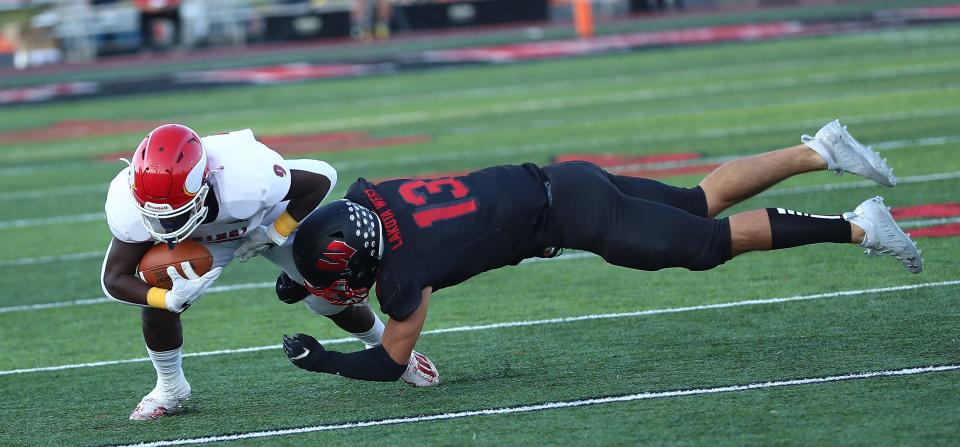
285, 158, 338, 202
104, 168, 152, 243
203, 129, 292, 220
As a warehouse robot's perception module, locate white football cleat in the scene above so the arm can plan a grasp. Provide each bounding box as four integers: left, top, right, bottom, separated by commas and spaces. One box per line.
844, 196, 922, 274
802, 119, 897, 187
401, 351, 440, 387
129, 384, 191, 420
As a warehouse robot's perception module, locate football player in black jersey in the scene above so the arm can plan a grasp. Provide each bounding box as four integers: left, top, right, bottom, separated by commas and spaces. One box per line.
280, 120, 921, 383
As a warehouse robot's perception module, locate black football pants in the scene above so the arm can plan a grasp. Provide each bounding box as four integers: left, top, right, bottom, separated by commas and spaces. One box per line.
542, 161, 731, 271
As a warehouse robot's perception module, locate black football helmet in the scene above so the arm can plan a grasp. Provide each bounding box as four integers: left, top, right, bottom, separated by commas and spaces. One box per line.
292, 199, 382, 305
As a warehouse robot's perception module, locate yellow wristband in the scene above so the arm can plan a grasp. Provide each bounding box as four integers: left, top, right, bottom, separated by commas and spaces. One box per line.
272, 211, 299, 237
146, 287, 168, 310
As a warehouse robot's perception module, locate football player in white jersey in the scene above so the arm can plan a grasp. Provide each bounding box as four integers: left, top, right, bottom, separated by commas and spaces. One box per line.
101, 124, 439, 421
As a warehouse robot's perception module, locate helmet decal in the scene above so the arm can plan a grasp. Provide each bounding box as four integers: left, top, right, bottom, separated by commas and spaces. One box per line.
315, 240, 357, 272
183, 148, 207, 196
143, 202, 174, 213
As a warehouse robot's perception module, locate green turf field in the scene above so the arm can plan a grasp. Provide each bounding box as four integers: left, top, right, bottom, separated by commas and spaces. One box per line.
1, 19, 960, 446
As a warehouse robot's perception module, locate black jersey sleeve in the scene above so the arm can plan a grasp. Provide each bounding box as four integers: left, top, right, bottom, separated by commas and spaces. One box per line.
375, 273, 422, 321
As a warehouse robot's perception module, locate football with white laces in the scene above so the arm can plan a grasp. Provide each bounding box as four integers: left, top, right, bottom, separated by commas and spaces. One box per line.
137, 240, 213, 289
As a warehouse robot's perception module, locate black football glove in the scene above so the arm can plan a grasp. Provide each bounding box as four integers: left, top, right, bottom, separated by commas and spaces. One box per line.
276, 272, 309, 305
282, 333, 327, 372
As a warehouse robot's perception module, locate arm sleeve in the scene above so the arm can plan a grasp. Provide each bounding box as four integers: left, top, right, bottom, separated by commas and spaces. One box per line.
315, 345, 407, 382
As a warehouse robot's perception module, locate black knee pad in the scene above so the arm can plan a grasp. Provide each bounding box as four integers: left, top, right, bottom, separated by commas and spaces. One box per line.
686, 217, 733, 271
276, 272, 309, 304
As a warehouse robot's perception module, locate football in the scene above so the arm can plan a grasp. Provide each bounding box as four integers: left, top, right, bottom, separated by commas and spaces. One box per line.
137, 240, 214, 289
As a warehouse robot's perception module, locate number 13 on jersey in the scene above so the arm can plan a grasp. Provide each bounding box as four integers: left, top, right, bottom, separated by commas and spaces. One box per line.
397, 178, 478, 228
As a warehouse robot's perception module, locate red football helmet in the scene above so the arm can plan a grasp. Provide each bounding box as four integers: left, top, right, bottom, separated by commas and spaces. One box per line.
128, 124, 210, 243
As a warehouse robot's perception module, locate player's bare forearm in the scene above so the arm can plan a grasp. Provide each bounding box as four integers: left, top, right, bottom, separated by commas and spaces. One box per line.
382, 288, 432, 364
101, 238, 155, 306
284, 169, 332, 220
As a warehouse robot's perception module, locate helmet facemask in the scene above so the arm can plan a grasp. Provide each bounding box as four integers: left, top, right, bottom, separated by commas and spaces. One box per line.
135, 182, 210, 244
303, 277, 369, 305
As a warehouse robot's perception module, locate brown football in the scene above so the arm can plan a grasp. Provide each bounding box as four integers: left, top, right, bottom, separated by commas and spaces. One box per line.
137, 240, 214, 289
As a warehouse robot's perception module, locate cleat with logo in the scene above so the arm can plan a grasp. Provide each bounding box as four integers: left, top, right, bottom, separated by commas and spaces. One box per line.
129, 384, 191, 420
844, 196, 922, 274
401, 351, 440, 387
802, 119, 897, 187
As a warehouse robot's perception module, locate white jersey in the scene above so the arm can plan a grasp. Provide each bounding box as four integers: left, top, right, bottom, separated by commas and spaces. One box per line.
105, 129, 291, 244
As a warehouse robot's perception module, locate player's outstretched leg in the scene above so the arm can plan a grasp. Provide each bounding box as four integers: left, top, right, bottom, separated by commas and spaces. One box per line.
729, 196, 921, 273
698, 120, 896, 217
545, 162, 919, 273
130, 309, 192, 420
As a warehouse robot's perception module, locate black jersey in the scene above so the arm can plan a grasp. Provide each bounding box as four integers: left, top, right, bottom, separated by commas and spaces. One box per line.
344, 163, 554, 320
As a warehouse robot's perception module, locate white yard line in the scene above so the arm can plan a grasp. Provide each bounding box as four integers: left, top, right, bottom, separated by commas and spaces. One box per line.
0, 281, 274, 314
901, 216, 960, 229
110, 363, 960, 447
0, 212, 103, 230
760, 171, 960, 197
0, 251, 102, 266
0, 184, 106, 202
2, 279, 957, 376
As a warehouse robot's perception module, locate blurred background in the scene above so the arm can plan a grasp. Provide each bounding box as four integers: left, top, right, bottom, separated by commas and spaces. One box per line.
3, 0, 958, 104
1, 0, 693, 70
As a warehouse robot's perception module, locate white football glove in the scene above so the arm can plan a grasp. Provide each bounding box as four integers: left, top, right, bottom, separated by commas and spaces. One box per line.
234, 225, 286, 263
163, 263, 222, 313
401, 351, 440, 387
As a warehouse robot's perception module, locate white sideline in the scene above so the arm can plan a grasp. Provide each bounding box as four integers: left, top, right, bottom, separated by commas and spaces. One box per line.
2, 279, 957, 376
112, 364, 960, 447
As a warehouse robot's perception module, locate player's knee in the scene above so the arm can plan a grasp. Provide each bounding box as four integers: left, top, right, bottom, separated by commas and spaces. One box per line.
686, 218, 733, 271
304, 295, 351, 316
